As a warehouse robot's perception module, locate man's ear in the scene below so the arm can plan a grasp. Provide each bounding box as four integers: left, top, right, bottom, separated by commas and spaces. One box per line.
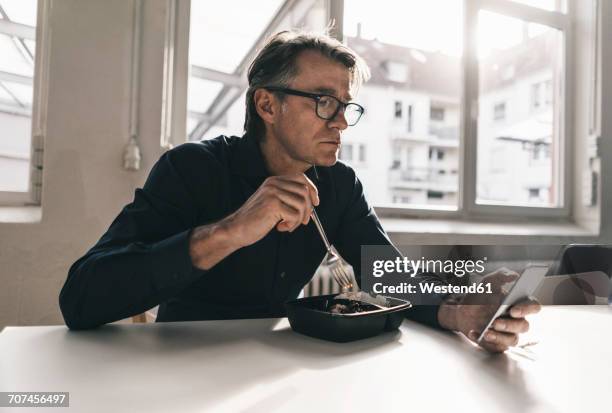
254, 88, 278, 125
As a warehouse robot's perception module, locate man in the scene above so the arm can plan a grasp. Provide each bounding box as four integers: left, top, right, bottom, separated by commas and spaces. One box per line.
59, 31, 538, 352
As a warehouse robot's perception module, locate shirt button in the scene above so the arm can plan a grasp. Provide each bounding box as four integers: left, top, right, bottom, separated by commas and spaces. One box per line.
280, 271, 286, 278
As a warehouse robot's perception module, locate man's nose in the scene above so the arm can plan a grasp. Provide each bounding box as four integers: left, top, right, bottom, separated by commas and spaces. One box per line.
328, 107, 348, 130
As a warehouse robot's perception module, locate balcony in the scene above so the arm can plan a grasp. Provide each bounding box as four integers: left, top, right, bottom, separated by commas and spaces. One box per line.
389, 166, 458, 192
391, 125, 460, 148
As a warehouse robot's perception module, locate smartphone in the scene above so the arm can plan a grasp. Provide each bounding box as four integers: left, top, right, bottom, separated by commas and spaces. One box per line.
477, 264, 549, 343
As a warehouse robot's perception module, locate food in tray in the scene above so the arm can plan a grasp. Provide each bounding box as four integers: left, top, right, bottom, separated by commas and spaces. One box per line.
326, 299, 382, 314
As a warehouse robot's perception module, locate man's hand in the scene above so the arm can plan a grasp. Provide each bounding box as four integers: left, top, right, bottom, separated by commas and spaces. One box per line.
226, 174, 320, 247
189, 174, 319, 270
437, 268, 542, 353
465, 299, 540, 353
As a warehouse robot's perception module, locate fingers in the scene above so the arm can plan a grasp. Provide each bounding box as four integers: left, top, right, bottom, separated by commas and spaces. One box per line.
509, 299, 541, 318
268, 175, 320, 229
492, 317, 529, 334
472, 329, 519, 353
275, 201, 304, 232
273, 187, 312, 226
276, 174, 320, 207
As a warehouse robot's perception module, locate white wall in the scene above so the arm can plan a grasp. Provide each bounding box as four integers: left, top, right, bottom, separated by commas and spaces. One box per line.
0, 0, 611, 330
0, 0, 170, 329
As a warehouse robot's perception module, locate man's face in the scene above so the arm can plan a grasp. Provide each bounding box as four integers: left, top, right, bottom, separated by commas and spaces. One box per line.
271, 50, 353, 167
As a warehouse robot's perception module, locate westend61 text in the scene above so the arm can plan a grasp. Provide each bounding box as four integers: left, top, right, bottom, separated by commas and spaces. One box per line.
372, 281, 494, 295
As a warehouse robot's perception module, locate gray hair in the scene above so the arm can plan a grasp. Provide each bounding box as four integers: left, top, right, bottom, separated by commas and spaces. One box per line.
244, 30, 370, 138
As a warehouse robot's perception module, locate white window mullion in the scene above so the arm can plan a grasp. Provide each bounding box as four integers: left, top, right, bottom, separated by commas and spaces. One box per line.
558, 0, 574, 217
462, 0, 480, 218
28, 0, 52, 205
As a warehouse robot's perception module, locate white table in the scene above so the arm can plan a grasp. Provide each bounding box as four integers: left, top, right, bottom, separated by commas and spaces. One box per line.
1, 306, 611, 413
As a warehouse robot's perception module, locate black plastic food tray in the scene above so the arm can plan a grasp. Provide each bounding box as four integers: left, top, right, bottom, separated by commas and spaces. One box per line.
285, 294, 412, 342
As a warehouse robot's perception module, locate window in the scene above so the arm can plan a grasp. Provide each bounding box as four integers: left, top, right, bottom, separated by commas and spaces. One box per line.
358, 144, 366, 162
475, 7, 565, 209
384, 60, 408, 82
339, 144, 354, 162
340, 143, 366, 164
528, 187, 540, 199
493, 102, 506, 121
430, 107, 445, 121
0, 0, 46, 205
406, 104, 413, 132
343, 0, 462, 208
177, 0, 575, 218
184, 0, 327, 142
531, 79, 553, 110
394, 101, 402, 118
427, 190, 444, 199
531, 82, 542, 109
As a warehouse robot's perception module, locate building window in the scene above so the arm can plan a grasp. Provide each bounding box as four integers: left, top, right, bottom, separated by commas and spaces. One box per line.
430, 106, 445, 122
531, 80, 553, 110
339, 144, 354, 162
528, 187, 541, 200
427, 190, 444, 199
493, 102, 506, 121
394, 101, 402, 118
531, 82, 542, 109
383, 60, 408, 83
358, 144, 366, 162
407, 104, 413, 132
429, 148, 445, 161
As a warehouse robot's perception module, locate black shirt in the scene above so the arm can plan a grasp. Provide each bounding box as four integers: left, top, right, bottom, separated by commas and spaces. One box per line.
59, 134, 441, 329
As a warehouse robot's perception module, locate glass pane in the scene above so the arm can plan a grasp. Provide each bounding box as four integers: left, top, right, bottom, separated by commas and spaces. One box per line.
189, 0, 284, 73
0, 0, 38, 26
0, 83, 14, 102
187, 78, 223, 114
508, 0, 567, 13
476, 11, 562, 207
0, 110, 32, 192
24, 39, 36, 56
186, 0, 327, 141
342, 0, 462, 208
0, 33, 34, 76
2, 81, 33, 107
187, 90, 246, 138
0, 0, 37, 193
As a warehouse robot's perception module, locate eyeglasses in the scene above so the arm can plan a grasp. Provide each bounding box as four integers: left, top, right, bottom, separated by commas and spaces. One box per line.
264, 86, 365, 126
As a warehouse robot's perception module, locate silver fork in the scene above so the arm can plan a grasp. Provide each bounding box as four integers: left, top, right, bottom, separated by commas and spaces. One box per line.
310, 209, 357, 292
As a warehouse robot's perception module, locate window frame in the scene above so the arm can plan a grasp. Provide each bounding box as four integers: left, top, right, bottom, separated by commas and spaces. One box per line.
375, 0, 574, 220
173, 0, 578, 223
463, 0, 572, 219
0, 0, 50, 206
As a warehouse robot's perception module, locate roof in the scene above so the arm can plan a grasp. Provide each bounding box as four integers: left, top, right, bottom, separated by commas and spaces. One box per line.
346, 31, 555, 97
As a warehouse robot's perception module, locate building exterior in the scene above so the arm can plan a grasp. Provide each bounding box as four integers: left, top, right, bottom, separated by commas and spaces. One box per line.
340, 31, 555, 208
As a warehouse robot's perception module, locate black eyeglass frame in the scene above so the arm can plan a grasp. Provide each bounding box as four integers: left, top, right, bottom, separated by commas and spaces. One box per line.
264, 86, 365, 126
